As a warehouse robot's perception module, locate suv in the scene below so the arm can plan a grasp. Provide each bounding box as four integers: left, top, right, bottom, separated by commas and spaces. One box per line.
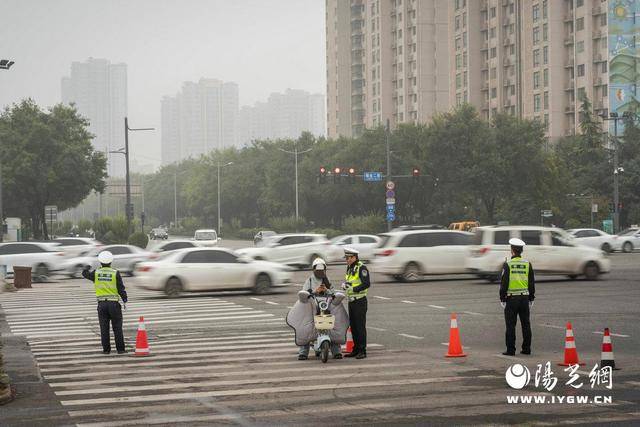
150, 228, 169, 240
466, 226, 610, 281
237, 233, 332, 268
371, 230, 473, 282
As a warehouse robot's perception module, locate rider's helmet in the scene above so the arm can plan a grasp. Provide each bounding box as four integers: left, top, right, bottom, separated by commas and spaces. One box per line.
312, 258, 327, 271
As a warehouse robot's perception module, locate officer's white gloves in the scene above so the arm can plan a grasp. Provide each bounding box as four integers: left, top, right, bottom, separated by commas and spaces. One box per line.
341, 282, 351, 291
500, 302, 506, 309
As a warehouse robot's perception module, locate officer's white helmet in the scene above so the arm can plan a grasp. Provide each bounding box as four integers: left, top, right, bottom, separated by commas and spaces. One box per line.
98, 250, 114, 264
508, 238, 526, 247
343, 247, 359, 256
312, 258, 327, 270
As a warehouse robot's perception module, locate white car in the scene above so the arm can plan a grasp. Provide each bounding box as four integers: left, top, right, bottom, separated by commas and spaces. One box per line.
0, 242, 67, 277
466, 226, 611, 281
134, 247, 293, 296
616, 227, 640, 253
237, 233, 332, 268
371, 230, 473, 282
148, 239, 199, 258
194, 229, 220, 247
62, 244, 152, 277
567, 228, 622, 253
50, 237, 101, 258
329, 234, 382, 261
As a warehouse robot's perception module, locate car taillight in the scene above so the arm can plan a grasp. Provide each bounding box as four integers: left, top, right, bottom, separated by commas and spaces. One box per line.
138, 266, 153, 272
479, 247, 490, 255
379, 249, 396, 257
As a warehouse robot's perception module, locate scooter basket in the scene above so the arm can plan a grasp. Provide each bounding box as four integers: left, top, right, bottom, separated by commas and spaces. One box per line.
314, 314, 335, 330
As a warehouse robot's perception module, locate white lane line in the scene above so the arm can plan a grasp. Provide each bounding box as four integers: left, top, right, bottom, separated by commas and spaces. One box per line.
463, 311, 483, 316
60, 376, 494, 406
398, 333, 423, 340
287, 306, 293, 309
593, 330, 630, 338
373, 296, 391, 300
428, 305, 446, 309
264, 301, 279, 305
401, 300, 416, 304
540, 324, 565, 330
250, 297, 262, 301
369, 327, 387, 331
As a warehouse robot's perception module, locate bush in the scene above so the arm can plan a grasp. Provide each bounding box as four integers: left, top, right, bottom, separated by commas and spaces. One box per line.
128, 232, 149, 249
230, 227, 263, 241
268, 216, 307, 233
93, 217, 128, 243
307, 227, 343, 239
343, 213, 386, 235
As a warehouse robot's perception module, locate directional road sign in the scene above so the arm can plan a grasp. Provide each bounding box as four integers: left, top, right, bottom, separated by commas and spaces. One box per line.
386, 212, 396, 222
364, 172, 383, 182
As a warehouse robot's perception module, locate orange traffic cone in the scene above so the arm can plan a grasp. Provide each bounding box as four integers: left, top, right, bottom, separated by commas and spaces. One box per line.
445, 313, 466, 357
343, 327, 354, 354
134, 316, 150, 357
600, 328, 618, 370
558, 321, 584, 366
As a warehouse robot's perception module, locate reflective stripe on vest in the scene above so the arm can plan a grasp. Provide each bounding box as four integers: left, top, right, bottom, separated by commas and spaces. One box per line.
94, 267, 119, 300
507, 257, 530, 295
345, 261, 368, 298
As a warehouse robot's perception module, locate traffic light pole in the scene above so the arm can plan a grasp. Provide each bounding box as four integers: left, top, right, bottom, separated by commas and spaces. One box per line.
386, 119, 391, 232
124, 117, 132, 236
613, 119, 619, 234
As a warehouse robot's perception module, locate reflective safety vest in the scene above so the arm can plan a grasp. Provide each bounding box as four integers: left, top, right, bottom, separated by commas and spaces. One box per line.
94, 267, 120, 301
507, 257, 530, 295
345, 261, 368, 299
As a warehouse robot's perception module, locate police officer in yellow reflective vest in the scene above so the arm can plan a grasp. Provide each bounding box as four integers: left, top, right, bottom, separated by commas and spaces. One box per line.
341, 247, 370, 359
499, 238, 535, 356
82, 250, 128, 354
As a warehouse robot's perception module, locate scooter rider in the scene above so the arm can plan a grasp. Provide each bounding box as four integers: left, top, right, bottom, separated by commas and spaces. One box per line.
298, 258, 343, 360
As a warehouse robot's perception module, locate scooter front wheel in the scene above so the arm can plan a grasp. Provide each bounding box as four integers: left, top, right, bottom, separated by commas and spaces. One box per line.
320, 341, 329, 363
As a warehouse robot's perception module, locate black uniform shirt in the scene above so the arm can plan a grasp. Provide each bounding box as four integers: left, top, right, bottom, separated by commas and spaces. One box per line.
499, 255, 535, 302
82, 267, 128, 303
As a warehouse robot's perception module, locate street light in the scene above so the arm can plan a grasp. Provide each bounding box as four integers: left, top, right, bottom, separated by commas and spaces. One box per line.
278, 142, 312, 223
217, 161, 233, 237
0, 59, 14, 242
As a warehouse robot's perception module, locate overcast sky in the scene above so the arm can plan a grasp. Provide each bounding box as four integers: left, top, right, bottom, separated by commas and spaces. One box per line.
0, 0, 326, 169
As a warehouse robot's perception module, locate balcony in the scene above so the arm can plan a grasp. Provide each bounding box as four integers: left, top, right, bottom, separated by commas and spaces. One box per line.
481, 40, 489, 50
593, 30, 603, 39
480, 0, 488, 12
594, 76, 604, 85
564, 10, 574, 22
565, 58, 575, 68
593, 53, 605, 62
565, 105, 575, 113
503, 37, 512, 46
481, 83, 489, 91
592, 4, 604, 15
503, 57, 512, 66
565, 79, 575, 90
564, 35, 574, 45
503, 78, 512, 86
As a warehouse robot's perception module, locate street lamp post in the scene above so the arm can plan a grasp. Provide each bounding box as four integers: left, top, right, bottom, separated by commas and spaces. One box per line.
217, 161, 233, 236
0, 59, 15, 242
278, 143, 312, 224
385, 119, 391, 232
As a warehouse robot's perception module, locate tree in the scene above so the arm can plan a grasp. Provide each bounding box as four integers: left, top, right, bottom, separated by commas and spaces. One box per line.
0, 100, 107, 239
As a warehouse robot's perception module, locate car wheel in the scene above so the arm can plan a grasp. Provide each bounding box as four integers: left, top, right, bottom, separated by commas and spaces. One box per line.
164, 277, 183, 298
622, 241, 633, 253
601, 243, 611, 253
35, 263, 49, 278
583, 261, 600, 281
568, 274, 578, 280
253, 273, 272, 295
401, 262, 421, 283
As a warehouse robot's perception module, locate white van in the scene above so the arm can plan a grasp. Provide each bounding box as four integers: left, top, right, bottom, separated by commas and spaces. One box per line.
465, 226, 610, 281
193, 229, 220, 247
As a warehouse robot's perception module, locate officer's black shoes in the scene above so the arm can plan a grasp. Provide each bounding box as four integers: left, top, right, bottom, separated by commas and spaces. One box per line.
343, 352, 357, 358
117, 350, 127, 354
298, 354, 308, 360
520, 350, 531, 355
355, 352, 367, 359
502, 351, 516, 356
102, 350, 110, 355
333, 353, 343, 359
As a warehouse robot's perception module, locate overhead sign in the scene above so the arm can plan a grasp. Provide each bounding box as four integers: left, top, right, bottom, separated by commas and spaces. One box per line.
541, 209, 553, 217
106, 184, 143, 196
592, 203, 598, 213
44, 205, 57, 222
364, 172, 383, 182
386, 181, 395, 190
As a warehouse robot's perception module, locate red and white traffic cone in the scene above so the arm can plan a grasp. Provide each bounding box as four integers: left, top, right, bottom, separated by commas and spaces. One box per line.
343, 327, 354, 354
445, 313, 467, 358
600, 328, 618, 370
558, 321, 584, 366
134, 316, 150, 357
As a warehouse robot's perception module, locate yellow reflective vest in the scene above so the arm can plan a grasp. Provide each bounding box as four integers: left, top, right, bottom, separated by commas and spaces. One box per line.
345, 261, 368, 299
94, 267, 120, 301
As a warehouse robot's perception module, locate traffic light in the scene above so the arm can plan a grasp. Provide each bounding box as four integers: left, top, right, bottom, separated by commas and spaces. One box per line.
348, 167, 356, 183
333, 167, 341, 183
412, 167, 420, 182
318, 166, 327, 184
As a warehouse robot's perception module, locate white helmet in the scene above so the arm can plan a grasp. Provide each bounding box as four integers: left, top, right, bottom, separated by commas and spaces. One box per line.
312, 258, 327, 270
98, 250, 114, 264
508, 238, 526, 247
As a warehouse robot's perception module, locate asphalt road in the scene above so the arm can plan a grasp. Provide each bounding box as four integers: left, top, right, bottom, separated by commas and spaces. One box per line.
0, 247, 638, 426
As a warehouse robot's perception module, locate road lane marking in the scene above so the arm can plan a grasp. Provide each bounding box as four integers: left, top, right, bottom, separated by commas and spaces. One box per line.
428, 305, 446, 309
401, 300, 416, 304
373, 296, 391, 300
593, 330, 629, 338
462, 311, 483, 316
250, 297, 262, 301
441, 343, 470, 349
369, 327, 387, 331
398, 333, 423, 340
540, 324, 565, 330
264, 301, 279, 305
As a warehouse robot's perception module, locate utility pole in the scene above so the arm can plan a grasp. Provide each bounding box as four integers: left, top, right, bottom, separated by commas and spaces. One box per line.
0, 59, 15, 242
217, 161, 234, 236
386, 119, 391, 232
278, 142, 312, 225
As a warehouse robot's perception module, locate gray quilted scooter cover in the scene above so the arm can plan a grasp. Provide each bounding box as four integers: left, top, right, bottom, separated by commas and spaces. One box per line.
286, 296, 349, 346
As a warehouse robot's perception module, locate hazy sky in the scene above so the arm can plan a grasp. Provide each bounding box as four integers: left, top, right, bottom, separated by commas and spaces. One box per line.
0, 0, 326, 169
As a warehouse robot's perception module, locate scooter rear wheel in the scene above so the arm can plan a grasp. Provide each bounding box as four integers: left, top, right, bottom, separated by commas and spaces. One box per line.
320, 341, 329, 363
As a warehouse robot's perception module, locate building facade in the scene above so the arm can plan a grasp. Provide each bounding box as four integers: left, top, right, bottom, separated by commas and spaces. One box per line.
161, 78, 239, 165
61, 58, 128, 176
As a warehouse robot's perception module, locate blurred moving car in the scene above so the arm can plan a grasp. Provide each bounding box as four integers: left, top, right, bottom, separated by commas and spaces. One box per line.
466, 226, 610, 281
193, 229, 220, 247
50, 237, 101, 257
329, 234, 382, 261
0, 242, 67, 278
134, 247, 292, 296
149, 228, 169, 240
371, 230, 473, 282
616, 227, 640, 253
253, 230, 277, 246
390, 224, 445, 232
567, 228, 622, 253
237, 233, 332, 268
150, 239, 199, 257
62, 244, 152, 277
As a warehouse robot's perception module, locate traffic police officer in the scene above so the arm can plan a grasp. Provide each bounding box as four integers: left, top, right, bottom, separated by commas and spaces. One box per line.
82, 251, 128, 354
499, 238, 535, 356
341, 247, 370, 359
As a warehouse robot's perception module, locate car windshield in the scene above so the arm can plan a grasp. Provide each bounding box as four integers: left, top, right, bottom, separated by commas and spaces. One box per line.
195, 232, 216, 240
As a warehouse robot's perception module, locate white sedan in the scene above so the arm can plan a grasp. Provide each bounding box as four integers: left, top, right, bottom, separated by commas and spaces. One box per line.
61, 244, 152, 278
133, 247, 292, 296
329, 234, 382, 261
567, 228, 622, 253
0, 242, 67, 278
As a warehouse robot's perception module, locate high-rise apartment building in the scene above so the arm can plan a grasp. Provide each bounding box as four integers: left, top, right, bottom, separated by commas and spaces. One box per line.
326, 0, 450, 139
61, 58, 128, 176
161, 79, 239, 165
238, 89, 326, 145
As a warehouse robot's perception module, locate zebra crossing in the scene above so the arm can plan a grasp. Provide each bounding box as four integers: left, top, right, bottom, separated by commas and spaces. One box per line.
0, 282, 494, 425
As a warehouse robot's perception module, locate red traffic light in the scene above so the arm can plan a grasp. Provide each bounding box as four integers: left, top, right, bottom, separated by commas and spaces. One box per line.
334, 167, 341, 174
319, 166, 326, 174
348, 167, 355, 175
412, 167, 420, 176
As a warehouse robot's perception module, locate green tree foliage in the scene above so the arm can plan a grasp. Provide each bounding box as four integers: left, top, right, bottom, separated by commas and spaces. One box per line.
127, 231, 149, 249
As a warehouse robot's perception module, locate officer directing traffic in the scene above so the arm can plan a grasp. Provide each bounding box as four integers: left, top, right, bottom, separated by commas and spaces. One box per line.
341, 247, 370, 359
499, 238, 535, 356
82, 251, 128, 354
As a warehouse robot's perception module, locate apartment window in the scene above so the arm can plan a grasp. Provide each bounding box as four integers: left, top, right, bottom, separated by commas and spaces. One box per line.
576, 17, 584, 31
602, 62, 608, 73
455, 0, 461, 10
576, 0, 583, 6
463, 12, 467, 27
491, 67, 497, 79
510, 85, 516, 95
533, 27, 540, 44
491, 47, 497, 58
600, 13, 607, 26
455, 15, 460, 30
455, 37, 461, 50
576, 41, 584, 53
510, 44, 515, 55
399, 79, 403, 88
463, 54, 467, 67
544, 68, 549, 86
491, 7, 496, 18
578, 87, 586, 101
399, 95, 403, 105
542, 0, 547, 19
464, 71, 468, 85
491, 87, 497, 98
464, 90, 468, 102
544, 91, 549, 109
602, 84, 608, 96
509, 3, 515, 14
543, 46, 548, 64
534, 94, 541, 112
544, 114, 549, 129
463, 32, 467, 47
456, 93, 462, 105
456, 54, 462, 69
543, 23, 548, 41
577, 64, 585, 77
509, 24, 515, 34
490, 27, 496, 39
533, 71, 540, 89
533, 49, 540, 66
533, 4, 539, 22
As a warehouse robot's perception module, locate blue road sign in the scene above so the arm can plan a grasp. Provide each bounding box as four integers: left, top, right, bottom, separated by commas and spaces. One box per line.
386, 205, 395, 214
364, 172, 383, 182
386, 212, 396, 221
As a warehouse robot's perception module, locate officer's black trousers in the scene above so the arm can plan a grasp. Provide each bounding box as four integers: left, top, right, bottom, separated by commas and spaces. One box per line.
348, 297, 367, 354
97, 301, 125, 352
504, 295, 531, 354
